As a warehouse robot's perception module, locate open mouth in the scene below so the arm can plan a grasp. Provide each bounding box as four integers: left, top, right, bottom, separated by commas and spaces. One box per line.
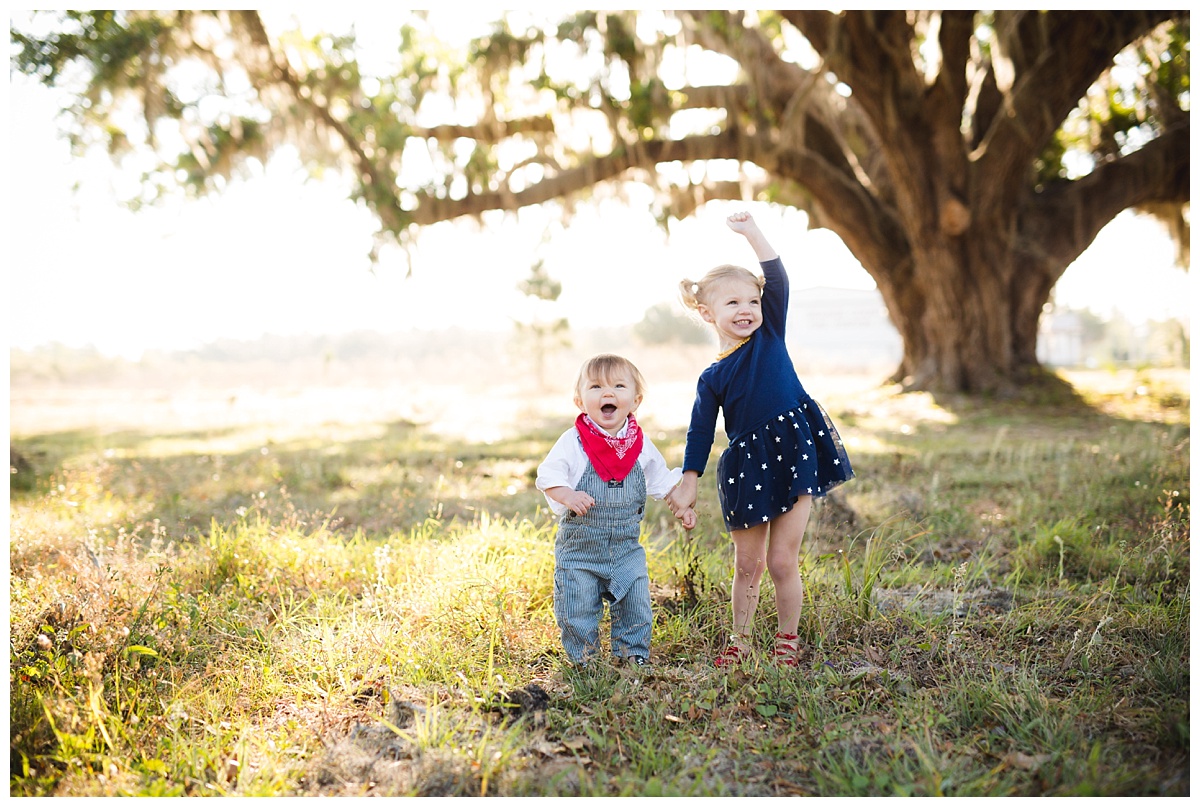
601, 404, 618, 416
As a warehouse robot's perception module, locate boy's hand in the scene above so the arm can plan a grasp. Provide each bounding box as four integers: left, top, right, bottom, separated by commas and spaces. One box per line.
679, 507, 697, 531
563, 491, 595, 516
548, 487, 595, 516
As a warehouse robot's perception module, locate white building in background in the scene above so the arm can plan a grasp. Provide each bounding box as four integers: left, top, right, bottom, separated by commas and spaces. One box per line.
784, 287, 1188, 374
1037, 310, 1084, 367
786, 287, 902, 373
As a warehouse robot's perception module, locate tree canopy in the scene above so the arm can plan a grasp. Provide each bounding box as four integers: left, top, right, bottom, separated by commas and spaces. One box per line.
11, 10, 1190, 392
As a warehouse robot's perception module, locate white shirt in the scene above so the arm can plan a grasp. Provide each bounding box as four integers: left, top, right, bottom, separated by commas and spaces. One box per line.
536, 419, 683, 517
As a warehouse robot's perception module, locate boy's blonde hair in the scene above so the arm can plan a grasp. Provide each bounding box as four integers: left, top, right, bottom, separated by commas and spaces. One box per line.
574, 354, 647, 401
679, 264, 766, 312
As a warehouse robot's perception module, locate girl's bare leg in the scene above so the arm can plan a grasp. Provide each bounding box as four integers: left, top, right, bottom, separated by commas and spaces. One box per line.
764, 496, 813, 636
728, 525, 769, 637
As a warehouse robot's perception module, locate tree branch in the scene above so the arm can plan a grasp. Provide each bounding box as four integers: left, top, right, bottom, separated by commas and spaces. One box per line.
934, 10, 975, 113
783, 10, 954, 231
410, 118, 555, 142
233, 11, 406, 228
1018, 122, 1190, 272
402, 130, 740, 226
674, 84, 748, 110
679, 10, 819, 124
678, 13, 890, 206
781, 11, 924, 130
667, 180, 754, 221
974, 10, 1178, 217
746, 135, 910, 286
924, 11, 978, 234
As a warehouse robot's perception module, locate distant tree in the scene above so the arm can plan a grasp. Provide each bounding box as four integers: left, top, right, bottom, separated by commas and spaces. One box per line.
11, 10, 1189, 393
514, 258, 569, 390
1071, 308, 1111, 353
633, 302, 710, 347
1145, 318, 1190, 367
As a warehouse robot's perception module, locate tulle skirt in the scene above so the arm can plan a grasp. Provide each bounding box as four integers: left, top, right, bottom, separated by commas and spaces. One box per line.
716, 398, 853, 531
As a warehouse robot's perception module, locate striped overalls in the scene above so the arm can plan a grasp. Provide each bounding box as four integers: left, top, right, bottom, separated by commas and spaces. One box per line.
553, 461, 652, 664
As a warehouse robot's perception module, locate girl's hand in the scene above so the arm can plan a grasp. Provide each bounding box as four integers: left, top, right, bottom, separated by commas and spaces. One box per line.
726, 211, 777, 260
665, 473, 698, 514
726, 211, 757, 234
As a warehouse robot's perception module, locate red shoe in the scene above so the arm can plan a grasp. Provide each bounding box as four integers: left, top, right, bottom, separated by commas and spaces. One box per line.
773, 632, 801, 667
715, 636, 750, 668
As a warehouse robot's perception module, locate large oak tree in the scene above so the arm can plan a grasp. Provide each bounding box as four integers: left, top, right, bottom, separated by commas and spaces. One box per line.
13, 10, 1190, 392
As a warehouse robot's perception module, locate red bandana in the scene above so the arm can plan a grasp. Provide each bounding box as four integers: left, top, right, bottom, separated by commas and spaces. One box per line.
575, 413, 643, 482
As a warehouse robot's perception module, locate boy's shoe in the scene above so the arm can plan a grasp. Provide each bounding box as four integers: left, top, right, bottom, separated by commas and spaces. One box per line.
627, 655, 650, 668
714, 636, 750, 668
773, 632, 802, 667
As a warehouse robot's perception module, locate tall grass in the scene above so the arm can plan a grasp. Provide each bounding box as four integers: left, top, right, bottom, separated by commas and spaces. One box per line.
9, 370, 1189, 796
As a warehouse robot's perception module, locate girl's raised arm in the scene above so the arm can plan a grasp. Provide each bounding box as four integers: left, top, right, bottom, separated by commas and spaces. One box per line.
726, 212, 777, 262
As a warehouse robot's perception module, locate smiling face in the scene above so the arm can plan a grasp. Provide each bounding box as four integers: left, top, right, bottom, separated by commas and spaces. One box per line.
574, 361, 643, 435
697, 276, 763, 350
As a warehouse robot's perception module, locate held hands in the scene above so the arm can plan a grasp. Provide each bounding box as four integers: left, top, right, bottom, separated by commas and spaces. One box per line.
665, 473, 700, 531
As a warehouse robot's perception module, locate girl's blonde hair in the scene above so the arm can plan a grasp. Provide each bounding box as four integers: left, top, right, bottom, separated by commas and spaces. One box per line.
574, 353, 647, 400
679, 264, 765, 312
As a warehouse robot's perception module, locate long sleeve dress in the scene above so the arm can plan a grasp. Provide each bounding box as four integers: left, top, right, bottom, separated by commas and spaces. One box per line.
682, 257, 854, 531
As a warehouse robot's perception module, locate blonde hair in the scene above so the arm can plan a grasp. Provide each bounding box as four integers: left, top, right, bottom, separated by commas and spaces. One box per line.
574, 354, 647, 400
679, 264, 766, 312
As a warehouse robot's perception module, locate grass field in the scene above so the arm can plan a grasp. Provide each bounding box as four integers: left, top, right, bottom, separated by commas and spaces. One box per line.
9, 364, 1190, 796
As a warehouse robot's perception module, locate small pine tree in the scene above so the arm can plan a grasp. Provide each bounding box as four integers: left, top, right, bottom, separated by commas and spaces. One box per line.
514, 258, 570, 390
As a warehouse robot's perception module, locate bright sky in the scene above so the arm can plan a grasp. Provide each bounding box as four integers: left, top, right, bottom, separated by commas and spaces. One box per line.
6, 20, 1191, 361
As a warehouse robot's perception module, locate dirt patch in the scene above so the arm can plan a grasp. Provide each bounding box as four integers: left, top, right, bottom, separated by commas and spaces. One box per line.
873, 585, 1014, 619
304, 684, 560, 796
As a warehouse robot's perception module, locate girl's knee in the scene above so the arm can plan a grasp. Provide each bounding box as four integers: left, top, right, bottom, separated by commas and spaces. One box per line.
733, 556, 766, 582
765, 550, 801, 582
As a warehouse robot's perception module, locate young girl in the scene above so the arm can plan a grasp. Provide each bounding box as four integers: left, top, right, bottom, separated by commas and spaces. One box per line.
666, 211, 853, 668
537, 354, 696, 668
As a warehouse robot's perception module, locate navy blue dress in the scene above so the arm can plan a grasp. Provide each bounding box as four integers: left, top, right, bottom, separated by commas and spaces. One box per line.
682, 257, 853, 531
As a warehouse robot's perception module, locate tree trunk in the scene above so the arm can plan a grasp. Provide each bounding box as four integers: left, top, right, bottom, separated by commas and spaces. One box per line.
882, 228, 1055, 394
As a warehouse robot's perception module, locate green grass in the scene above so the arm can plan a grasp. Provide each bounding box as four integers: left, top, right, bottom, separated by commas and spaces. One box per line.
9, 371, 1189, 796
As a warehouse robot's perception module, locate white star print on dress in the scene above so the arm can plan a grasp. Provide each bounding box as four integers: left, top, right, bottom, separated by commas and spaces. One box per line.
712, 396, 853, 532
